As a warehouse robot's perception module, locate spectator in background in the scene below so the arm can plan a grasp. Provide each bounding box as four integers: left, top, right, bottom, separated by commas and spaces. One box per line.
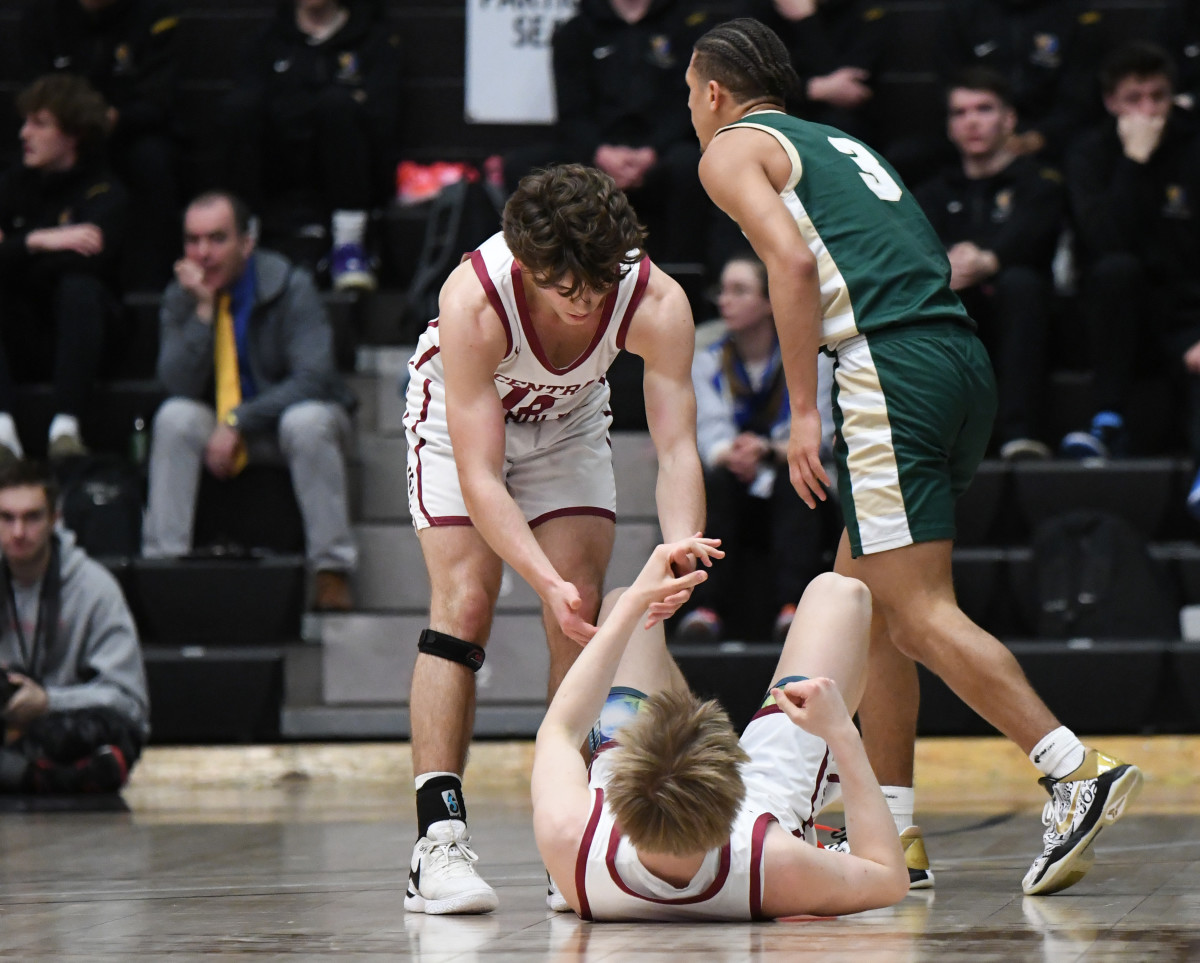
0, 459, 149, 794
0, 74, 128, 462
739, 0, 888, 146
142, 190, 359, 611
21, 0, 181, 292
676, 255, 834, 643
1059, 44, 1200, 492
216, 0, 402, 292
1153, 0, 1200, 120
937, 0, 1107, 162
888, 0, 1107, 188
915, 68, 1065, 461
491, 0, 714, 268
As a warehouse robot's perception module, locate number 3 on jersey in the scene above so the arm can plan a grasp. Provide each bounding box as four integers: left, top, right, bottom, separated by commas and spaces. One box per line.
828, 137, 902, 202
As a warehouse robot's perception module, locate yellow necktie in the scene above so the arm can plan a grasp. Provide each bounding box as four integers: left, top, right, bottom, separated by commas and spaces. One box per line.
214, 293, 248, 475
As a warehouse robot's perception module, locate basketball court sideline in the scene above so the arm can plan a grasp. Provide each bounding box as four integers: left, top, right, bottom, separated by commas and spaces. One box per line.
0, 735, 1195, 960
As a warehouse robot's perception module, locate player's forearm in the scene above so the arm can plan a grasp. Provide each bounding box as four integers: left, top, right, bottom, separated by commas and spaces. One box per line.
826, 724, 905, 871
540, 589, 649, 739
461, 474, 560, 595
654, 445, 705, 541
769, 266, 823, 417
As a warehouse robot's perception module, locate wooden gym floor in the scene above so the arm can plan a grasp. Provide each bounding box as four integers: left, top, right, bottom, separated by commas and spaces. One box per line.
0, 735, 1197, 960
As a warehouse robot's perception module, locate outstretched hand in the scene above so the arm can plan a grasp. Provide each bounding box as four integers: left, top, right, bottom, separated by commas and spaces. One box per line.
633, 535, 723, 628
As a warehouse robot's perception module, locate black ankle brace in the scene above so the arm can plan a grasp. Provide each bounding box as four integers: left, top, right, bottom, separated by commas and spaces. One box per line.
416, 774, 467, 836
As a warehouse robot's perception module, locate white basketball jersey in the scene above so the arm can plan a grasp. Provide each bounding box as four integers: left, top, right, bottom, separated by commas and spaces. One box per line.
573, 751, 777, 922
408, 232, 650, 423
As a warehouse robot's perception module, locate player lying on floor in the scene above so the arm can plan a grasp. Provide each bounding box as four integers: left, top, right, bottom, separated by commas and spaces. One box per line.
531, 535, 909, 921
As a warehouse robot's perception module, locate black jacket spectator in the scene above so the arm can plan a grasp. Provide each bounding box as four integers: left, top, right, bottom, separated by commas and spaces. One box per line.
20, 0, 180, 142
551, 0, 708, 165
223, 2, 402, 216
215, 0, 401, 289
916, 157, 1064, 275
0, 163, 128, 291
740, 0, 887, 143
1067, 116, 1200, 357
21, 0, 180, 291
916, 156, 1064, 455
936, 0, 1108, 161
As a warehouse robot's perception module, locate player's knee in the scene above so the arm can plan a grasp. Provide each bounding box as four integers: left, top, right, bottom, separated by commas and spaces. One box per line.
576, 580, 603, 620
431, 580, 500, 638
598, 586, 629, 623
418, 628, 486, 672
807, 571, 871, 611
882, 607, 943, 661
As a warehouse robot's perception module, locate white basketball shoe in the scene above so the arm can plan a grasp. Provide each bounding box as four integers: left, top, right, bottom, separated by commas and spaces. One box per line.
405, 820, 498, 915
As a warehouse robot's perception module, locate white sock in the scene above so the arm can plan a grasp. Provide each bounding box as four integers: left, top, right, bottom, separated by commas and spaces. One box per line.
414, 770, 460, 791
1030, 726, 1087, 780
0, 414, 22, 456
881, 785, 915, 833
48, 414, 81, 443
331, 209, 367, 248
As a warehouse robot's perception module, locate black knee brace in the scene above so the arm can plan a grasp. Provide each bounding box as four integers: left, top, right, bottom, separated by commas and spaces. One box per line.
419, 628, 486, 672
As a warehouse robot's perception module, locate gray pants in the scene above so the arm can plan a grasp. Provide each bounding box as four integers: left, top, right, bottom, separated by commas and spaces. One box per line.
142, 397, 357, 572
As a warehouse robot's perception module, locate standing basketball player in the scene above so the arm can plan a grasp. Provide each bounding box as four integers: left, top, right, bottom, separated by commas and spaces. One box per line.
684, 18, 1141, 896
532, 534, 910, 921
402, 164, 704, 914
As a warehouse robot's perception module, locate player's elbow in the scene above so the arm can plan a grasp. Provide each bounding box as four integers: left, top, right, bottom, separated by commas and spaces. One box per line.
766, 246, 817, 287
881, 863, 911, 905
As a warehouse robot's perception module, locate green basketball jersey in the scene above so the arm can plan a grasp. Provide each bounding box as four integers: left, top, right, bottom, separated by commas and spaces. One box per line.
720, 110, 972, 347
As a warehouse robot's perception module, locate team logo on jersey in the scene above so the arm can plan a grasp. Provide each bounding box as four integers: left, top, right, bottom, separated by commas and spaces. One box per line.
1163, 184, 1191, 220
53, 56, 72, 70
1187, 44, 1200, 60
593, 44, 615, 59
991, 188, 1013, 223
337, 52, 362, 84
973, 41, 998, 58
1030, 34, 1062, 69
649, 35, 675, 69
947, 200, 963, 214
441, 788, 462, 817
274, 58, 291, 73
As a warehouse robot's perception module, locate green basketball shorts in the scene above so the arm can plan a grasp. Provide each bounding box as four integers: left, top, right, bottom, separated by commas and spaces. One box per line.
831, 321, 997, 557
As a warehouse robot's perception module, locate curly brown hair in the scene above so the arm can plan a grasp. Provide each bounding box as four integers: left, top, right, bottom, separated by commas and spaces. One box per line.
502, 164, 646, 299
605, 688, 749, 856
16, 74, 112, 162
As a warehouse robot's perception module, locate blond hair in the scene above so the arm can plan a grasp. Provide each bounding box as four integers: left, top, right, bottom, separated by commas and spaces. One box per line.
605, 689, 748, 856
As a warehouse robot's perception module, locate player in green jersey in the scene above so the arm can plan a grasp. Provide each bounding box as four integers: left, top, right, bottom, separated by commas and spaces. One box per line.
684, 17, 1142, 897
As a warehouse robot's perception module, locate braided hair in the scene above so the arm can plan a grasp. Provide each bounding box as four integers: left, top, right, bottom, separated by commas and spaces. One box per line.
692, 18, 802, 108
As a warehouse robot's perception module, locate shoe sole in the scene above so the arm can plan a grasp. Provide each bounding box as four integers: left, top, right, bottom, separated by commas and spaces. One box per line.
1022, 765, 1143, 896
404, 889, 498, 915
333, 272, 377, 292
1059, 432, 1109, 460
908, 868, 934, 890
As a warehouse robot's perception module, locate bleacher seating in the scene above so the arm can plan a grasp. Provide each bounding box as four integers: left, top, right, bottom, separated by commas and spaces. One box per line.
0, 0, 1192, 742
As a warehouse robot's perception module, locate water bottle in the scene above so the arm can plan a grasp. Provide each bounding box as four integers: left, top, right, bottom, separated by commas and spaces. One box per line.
129, 415, 149, 467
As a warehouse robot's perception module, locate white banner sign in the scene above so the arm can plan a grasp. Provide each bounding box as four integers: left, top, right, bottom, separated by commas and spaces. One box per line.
465, 0, 578, 125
